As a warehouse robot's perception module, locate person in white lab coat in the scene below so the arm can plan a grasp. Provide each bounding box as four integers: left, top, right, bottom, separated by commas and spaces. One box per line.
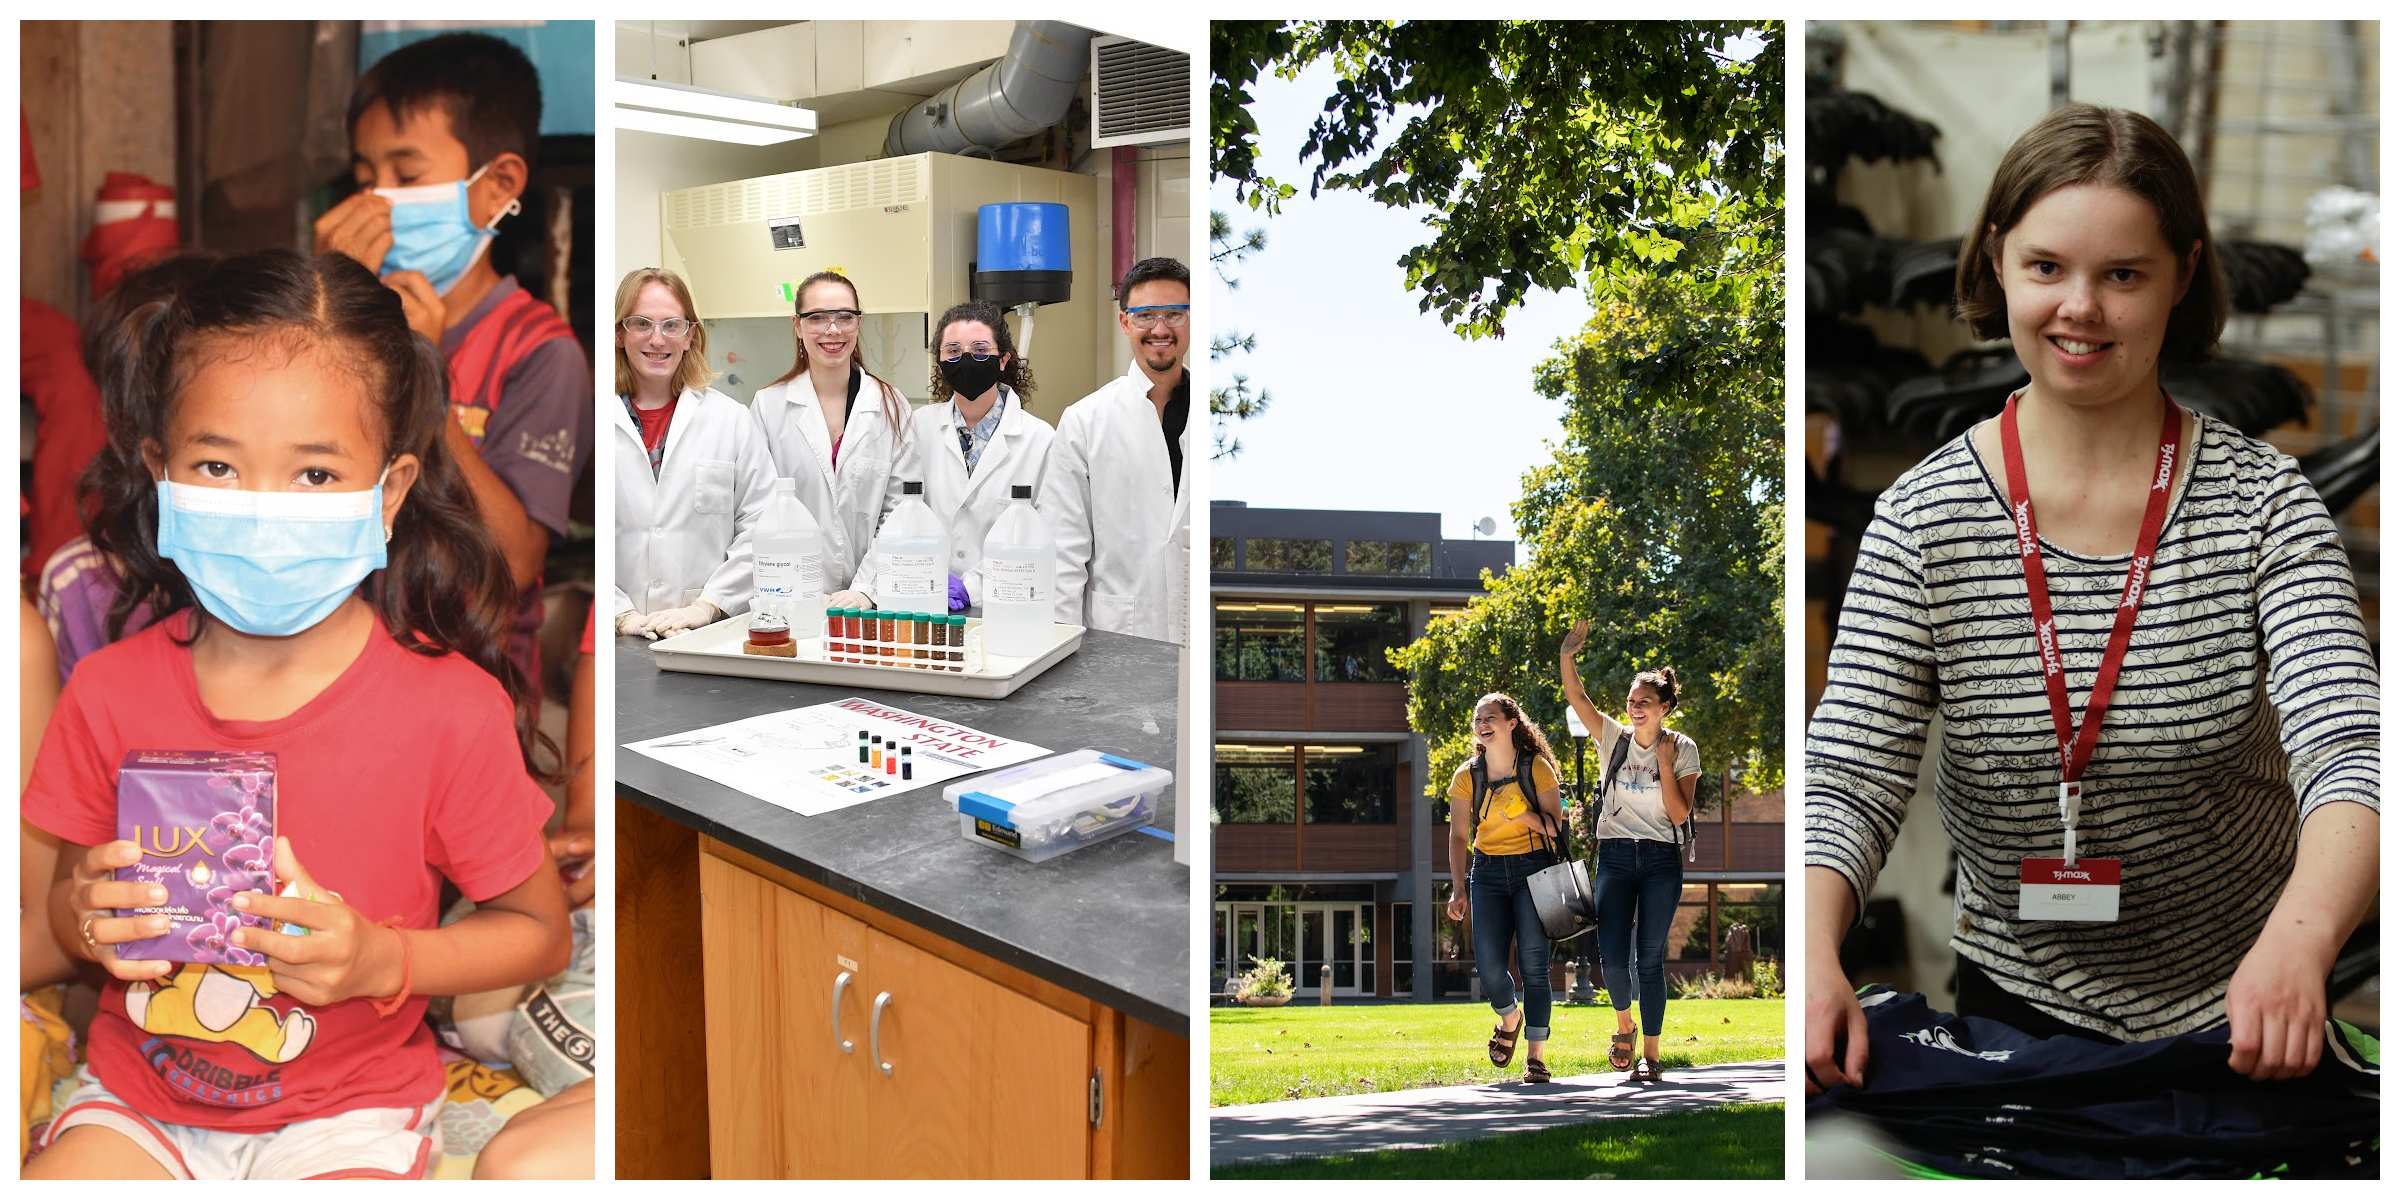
1040, 257, 1192, 645
610, 267, 776, 637
891, 300, 1054, 610
747, 271, 910, 605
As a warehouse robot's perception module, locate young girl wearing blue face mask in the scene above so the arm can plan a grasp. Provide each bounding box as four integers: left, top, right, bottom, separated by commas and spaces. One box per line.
22, 250, 572, 1180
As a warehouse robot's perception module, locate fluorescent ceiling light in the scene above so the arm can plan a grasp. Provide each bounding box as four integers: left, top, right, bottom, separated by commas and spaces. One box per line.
613, 108, 806, 147
613, 79, 816, 144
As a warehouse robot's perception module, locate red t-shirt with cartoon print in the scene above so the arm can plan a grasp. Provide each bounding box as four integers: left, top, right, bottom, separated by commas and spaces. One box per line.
22, 612, 551, 1132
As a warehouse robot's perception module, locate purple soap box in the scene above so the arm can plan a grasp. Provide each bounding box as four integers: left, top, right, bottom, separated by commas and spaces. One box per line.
114, 751, 277, 965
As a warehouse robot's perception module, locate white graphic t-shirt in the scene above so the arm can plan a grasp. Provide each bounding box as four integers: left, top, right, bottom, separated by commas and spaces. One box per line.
1594, 719, 1701, 844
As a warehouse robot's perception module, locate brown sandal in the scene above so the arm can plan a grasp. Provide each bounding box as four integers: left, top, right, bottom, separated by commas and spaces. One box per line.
1632, 1056, 1666, 1084
1525, 1054, 1551, 1084
1610, 1029, 1636, 1072
1487, 1022, 1520, 1067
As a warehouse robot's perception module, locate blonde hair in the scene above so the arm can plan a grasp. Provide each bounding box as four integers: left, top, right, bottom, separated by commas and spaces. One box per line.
613, 267, 715, 399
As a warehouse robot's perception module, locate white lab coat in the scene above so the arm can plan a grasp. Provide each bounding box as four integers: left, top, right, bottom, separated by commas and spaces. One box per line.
1039, 361, 1190, 645
613, 387, 778, 621
894, 386, 1055, 607
749, 371, 908, 593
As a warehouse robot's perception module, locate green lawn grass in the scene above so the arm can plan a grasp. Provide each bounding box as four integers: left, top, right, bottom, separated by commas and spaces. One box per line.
1212, 998, 1784, 1107
1214, 1102, 1786, 1179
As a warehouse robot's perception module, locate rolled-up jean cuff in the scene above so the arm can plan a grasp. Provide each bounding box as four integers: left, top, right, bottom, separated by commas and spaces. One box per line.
1489, 999, 1519, 1019
1524, 1025, 1550, 1042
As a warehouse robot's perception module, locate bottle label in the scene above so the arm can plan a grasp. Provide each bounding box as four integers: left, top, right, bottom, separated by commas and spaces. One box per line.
983, 556, 1045, 605
756, 552, 823, 599
882, 553, 938, 597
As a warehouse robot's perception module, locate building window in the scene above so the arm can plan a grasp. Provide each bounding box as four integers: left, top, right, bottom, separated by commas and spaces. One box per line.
1312, 603, 1407, 683
1345, 539, 1431, 576
1212, 744, 1297, 824
1210, 537, 1237, 571
1392, 901, 1414, 996
1213, 602, 1305, 681
1245, 537, 1332, 574
1301, 743, 1398, 824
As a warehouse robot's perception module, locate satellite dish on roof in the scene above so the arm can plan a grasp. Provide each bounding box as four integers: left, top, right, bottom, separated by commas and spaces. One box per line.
1473, 517, 1497, 538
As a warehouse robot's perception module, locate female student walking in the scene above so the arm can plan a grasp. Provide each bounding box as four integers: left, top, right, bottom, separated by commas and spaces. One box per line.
1443, 693, 1566, 1082
1560, 619, 1701, 1083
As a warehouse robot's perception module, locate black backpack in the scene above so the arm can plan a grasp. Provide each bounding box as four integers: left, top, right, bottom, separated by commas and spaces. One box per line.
1470, 755, 1560, 859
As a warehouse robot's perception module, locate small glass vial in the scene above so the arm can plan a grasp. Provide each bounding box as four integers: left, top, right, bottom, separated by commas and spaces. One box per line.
876, 611, 897, 665
946, 615, 966, 672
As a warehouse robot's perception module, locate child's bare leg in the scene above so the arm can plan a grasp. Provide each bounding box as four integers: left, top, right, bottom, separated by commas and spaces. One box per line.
471, 1079, 596, 1180
24, 1125, 175, 1179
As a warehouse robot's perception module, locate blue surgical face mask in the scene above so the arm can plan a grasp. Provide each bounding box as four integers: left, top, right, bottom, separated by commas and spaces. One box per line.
155, 469, 392, 637
375, 161, 519, 296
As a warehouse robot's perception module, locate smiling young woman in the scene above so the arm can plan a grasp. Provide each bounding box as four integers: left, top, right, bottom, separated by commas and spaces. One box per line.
1803, 104, 2378, 1092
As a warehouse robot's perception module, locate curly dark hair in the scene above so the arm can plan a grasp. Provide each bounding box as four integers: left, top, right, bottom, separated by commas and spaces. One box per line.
927, 299, 1035, 402
81, 249, 558, 782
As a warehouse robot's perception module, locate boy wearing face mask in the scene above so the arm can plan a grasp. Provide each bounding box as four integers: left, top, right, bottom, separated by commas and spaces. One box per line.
313, 31, 593, 696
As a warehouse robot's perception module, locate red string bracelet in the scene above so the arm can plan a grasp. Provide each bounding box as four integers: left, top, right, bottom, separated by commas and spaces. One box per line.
369, 921, 413, 1018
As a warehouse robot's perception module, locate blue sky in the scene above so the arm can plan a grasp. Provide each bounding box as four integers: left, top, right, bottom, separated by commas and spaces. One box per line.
1207, 59, 1588, 543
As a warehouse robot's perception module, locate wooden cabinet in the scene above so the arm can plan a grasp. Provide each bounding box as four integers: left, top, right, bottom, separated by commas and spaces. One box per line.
695, 837, 1183, 1179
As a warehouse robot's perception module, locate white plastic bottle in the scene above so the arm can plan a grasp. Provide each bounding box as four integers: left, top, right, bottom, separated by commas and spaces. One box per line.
754, 477, 826, 642
981, 484, 1056, 657
876, 481, 948, 611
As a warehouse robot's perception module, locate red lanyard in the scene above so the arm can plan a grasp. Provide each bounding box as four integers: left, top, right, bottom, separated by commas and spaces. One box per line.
1999, 392, 2182, 860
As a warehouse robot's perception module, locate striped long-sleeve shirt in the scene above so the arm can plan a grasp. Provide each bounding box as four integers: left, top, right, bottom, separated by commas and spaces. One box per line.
1805, 415, 2379, 1041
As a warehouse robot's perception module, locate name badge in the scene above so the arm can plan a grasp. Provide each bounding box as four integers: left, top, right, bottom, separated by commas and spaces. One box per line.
2018, 857, 2121, 922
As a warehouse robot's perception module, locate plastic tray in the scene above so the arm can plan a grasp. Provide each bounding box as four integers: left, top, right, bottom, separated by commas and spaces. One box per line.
648, 613, 1083, 700
947, 750, 1172, 863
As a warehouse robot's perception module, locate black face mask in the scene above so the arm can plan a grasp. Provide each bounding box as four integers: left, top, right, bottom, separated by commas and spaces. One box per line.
939, 355, 1004, 402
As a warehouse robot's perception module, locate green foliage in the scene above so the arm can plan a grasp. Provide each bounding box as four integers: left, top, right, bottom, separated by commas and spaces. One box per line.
1233, 955, 1294, 1000
1393, 208, 1786, 796
1212, 20, 1784, 339
1670, 971, 1760, 1001
1212, 21, 1787, 791
1750, 955, 1784, 999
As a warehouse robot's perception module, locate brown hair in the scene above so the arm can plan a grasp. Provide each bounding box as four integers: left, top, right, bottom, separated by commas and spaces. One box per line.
1472, 692, 1562, 784
769, 271, 908, 443
82, 249, 557, 782
1956, 103, 2227, 362
613, 268, 713, 399
1631, 666, 1681, 710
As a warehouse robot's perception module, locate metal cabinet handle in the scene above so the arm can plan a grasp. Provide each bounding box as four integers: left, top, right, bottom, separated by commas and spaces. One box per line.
832, 970, 855, 1054
870, 990, 895, 1076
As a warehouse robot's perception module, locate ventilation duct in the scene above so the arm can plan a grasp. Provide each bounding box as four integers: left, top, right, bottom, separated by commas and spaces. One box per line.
883, 21, 1095, 156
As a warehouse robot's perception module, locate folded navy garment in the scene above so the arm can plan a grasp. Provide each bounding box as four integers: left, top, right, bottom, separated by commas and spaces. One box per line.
1807, 986, 2379, 1179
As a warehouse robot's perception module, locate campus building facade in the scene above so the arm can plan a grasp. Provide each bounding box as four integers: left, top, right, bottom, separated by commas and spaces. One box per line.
1211, 502, 1786, 1001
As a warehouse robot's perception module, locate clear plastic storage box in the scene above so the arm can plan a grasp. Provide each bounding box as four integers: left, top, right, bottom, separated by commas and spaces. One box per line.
947, 750, 1173, 863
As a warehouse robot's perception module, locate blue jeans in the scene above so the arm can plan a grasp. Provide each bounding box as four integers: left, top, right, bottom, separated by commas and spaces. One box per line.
1467, 849, 1552, 1042
1593, 837, 1683, 1038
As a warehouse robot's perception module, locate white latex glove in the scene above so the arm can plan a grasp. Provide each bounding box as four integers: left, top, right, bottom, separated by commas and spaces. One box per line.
826, 589, 875, 611
615, 608, 653, 638
643, 601, 720, 639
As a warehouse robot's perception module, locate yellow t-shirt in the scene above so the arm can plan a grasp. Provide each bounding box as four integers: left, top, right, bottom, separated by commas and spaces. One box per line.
1452, 755, 1561, 856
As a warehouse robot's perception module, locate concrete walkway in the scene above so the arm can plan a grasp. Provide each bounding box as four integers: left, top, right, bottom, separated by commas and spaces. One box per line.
1212, 1059, 1787, 1167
